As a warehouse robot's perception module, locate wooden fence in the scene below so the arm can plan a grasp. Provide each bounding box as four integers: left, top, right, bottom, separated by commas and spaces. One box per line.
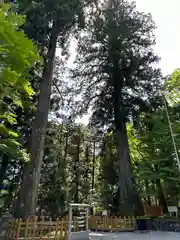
7, 217, 68, 240
89, 216, 136, 232
6, 216, 136, 240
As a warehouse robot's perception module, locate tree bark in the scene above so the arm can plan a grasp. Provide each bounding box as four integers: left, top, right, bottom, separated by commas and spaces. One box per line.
13, 22, 59, 218
92, 141, 95, 191
0, 154, 8, 191
115, 121, 144, 216
112, 58, 143, 217
74, 133, 80, 203
145, 180, 151, 205
63, 132, 69, 203
156, 180, 168, 213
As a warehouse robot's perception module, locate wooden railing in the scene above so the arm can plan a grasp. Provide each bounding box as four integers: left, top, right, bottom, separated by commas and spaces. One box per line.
7, 217, 68, 240
89, 216, 136, 232
6, 216, 137, 240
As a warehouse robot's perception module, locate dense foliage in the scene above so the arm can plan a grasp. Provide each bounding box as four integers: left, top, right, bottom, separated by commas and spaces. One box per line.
0, 3, 40, 211
0, 3, 40, 157
165, 69, 180, 106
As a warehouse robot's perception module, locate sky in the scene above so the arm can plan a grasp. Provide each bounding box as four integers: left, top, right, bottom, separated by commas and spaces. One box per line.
73, 0, 180, 124
133, 0, 180, 75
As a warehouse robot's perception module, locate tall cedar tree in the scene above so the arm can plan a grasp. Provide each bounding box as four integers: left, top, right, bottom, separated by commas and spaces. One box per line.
13, 0, 89, 218
72, 0, 162, 215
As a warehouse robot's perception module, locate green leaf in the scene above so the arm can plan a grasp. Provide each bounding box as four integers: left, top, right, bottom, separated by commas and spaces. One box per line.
0, 4, 41, 159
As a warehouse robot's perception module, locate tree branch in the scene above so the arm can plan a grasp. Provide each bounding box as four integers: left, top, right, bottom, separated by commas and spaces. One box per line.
53, 80, 64, 104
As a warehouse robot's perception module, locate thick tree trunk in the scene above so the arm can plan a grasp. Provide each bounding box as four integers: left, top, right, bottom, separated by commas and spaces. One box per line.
0, 154, 8, 190
155, 167, 168, 213
111, 57, 143, 216
63, 133, 68, 203
115, 121, 144, 216
13, 23, 59, 218
92, 141, 95, 191
158, 189, 168, 214
145, 180, 151, 205
111, 66, 143, 216
74, 134, 80, 203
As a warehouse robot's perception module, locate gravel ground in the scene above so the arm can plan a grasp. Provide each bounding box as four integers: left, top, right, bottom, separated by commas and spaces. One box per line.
90, 231, 180, 240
